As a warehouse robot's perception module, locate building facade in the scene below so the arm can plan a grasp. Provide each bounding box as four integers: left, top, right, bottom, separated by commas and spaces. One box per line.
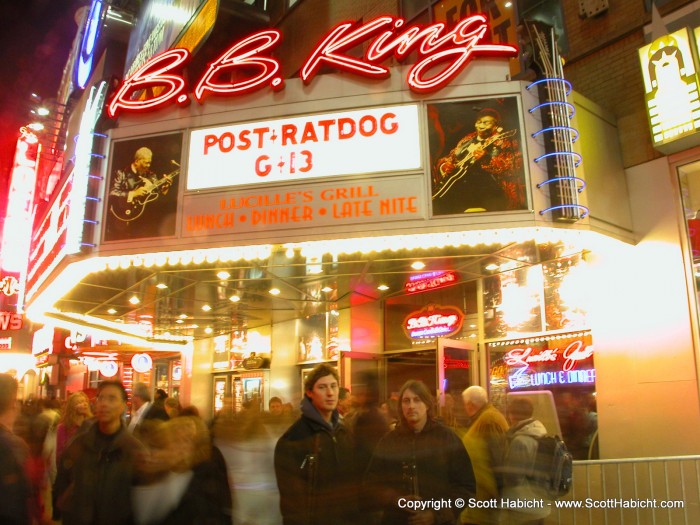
15, 1, 700, 494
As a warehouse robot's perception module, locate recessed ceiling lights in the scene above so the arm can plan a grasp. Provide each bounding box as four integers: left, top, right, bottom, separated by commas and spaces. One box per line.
269, 288, 281, 295
485, 263, 500, 271
411, 261, 426, 270
129, 295, 140, 305
321, 286, 333, 293
216, 271, 230, 280
175, 319, 184, 324
229, 294, 241, 302
107, 308, 117, 314
377, 284, 389, 291
202, 304, 212, 311
156, 283, 168, 289
204, 327, 213, 334
179, 313, 188, 319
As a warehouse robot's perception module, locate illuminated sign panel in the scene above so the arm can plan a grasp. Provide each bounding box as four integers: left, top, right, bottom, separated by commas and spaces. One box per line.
187, 105, 421, 190
639, 27, 700, 153
492, 333, 596, 390
405, 271, 458, 294
124, 0, 214, 79
107, 15, 517, 117
0, 313, 24, 331
75, 0, 106, 89
26, 174, 71, 301
182, 176, 423, 236
1, 130, 39, 274
403, 304, 464, 339
0, 276, 20, 297
66, 81, 108, 254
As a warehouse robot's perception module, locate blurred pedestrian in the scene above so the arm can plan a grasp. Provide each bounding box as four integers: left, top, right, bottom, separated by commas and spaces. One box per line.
500, 398, 551, 525
129, 383, 169, 435
133, 415, 232, 525
364, 379, 476, 525
56, 392, 93, 461
460, 386, 509, 525
345, 370, 390, 476
53, 380, 144, 525
338, 387, 353, 417
164, 397, 181, 419
0, 374, 31, 525
274, 363, 359, 525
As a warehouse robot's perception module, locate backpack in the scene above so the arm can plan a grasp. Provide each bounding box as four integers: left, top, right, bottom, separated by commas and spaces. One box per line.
529, 434, 573, 499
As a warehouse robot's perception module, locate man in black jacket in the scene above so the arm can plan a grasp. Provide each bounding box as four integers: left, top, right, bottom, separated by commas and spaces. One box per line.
0, 374, 30, 525
53, 380, 144, 525
364, 380, 476, 525
274, 363, 358, 525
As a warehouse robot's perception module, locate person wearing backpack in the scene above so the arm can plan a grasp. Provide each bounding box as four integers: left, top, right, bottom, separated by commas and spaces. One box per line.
500, 398, 551, 525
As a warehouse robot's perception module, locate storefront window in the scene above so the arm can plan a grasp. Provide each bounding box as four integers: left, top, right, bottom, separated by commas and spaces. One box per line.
678, 160, 700, 310
385, 280, 478, 352
489, 331, 598, 459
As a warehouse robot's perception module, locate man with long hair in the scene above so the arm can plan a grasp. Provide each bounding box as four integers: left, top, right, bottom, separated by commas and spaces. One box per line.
364, 380, 476, 525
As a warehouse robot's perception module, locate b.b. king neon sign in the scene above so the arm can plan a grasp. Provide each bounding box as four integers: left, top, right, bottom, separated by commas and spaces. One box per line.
107, 14, 518, 118
403, 304, 464, 339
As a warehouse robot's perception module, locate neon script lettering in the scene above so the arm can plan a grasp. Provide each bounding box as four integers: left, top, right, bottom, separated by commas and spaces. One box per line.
108, 15, 516, 118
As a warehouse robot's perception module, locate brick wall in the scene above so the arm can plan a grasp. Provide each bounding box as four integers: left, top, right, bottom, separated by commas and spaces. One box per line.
561, 0, 661, 168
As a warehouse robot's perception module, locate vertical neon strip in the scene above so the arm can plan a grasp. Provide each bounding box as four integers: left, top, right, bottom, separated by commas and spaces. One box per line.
65, 81, 108, 254
1, 130, 39, 273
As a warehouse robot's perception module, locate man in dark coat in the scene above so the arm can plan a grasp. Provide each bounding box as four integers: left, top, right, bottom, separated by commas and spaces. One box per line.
0, 374, 31, 525
364, 380, 476, 525
53, 380, 144, 525
274, 363, 358, 525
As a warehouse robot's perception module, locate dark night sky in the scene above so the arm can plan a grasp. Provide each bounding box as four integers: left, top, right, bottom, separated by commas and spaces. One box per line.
0, 0, 88, 212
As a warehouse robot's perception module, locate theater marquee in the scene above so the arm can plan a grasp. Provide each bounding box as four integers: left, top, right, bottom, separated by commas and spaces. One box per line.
187, 105, 422, 190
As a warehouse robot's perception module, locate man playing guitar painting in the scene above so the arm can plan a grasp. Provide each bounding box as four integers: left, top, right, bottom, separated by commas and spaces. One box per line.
432, 108, 524, 215
104, 134, 182, 242
110, 147, 177, 219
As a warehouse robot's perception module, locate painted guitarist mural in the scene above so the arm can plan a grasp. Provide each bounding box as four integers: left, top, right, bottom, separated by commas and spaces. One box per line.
429, 98, 526, 215
104, 132, 183, 241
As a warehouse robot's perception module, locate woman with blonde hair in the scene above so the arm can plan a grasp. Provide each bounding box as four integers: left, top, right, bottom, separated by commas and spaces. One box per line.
55, 391, 93, 461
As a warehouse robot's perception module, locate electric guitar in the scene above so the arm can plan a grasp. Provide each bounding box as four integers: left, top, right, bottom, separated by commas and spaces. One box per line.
432, 128, 517, 200
110, 164, 179, 222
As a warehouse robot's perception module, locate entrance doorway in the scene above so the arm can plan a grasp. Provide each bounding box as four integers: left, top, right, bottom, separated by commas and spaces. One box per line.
383, 338, 476, 426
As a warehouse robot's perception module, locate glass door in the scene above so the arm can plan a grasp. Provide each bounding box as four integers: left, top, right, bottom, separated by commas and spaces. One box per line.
437, 337, 476, 427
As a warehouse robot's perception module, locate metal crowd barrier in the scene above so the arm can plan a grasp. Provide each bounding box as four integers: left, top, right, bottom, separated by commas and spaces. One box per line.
546, 456, 700, 524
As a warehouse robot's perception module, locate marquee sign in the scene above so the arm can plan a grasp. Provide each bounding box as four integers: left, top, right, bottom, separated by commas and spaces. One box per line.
187, 105, 421, 190
107, 14, 518, 117
403, 304, 464, 339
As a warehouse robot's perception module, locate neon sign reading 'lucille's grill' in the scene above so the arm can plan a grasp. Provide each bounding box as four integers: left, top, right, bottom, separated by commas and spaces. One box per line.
107, 14, 518, 117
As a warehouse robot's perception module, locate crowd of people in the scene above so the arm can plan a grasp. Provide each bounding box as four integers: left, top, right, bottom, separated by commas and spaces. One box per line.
0, 367, 559, 525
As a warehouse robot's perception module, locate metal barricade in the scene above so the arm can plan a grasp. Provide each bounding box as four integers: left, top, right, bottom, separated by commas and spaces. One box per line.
546, 456, 700, 524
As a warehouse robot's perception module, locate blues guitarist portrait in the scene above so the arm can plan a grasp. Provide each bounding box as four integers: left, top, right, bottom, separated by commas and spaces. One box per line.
431, 108, 525, 215
105, 143, 180, 241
